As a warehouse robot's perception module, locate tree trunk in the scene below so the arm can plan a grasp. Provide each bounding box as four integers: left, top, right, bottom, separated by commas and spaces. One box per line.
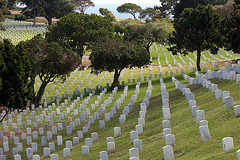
45, 17, 52, 25
197, 48, 202, 71
31, 81, 48, 107
131, 13, 137, 20
0, 109, 9, 123
111, 69, 120, 88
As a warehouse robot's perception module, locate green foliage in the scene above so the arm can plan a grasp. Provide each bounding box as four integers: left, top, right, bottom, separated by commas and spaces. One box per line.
123, 24, 169, 54
154, 0, 178, 18
99, 8, 116, 22
221, 0, 240, 53
21, 0, 74, 25
14, 14, 27, 21
7, 0, 16, 9
0, 43, 5, 91
139, 7, 162, 22
205, 0, 228, 5
213, 0, 234, 18
117, 3, 142, 19
0, 39, 32, 110
74, 0, 95, 13
46, 12, 115, 59
21, 35, 79, 106
0, 0, 7, 24
174, 0, 207, 18
90, 37, 150, 87
169, 5, 223, 71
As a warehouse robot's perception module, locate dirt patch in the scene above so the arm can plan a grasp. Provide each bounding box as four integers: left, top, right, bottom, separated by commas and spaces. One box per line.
214, 60, 234, 66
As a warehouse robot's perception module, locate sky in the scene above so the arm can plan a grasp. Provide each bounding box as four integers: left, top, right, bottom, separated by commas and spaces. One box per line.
85, 0, 161, 18
92, 0, 160, 4
17, 0, 161, 19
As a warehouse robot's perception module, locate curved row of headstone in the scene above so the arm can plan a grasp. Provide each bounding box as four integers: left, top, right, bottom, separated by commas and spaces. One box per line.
176, 65, 240, 159
183, 62, 240, 113
55, 80, 144, 159
0, 69, 124, 159
128, 78, 153, 160
5, 84, 126, 159
159, 67, 175, 160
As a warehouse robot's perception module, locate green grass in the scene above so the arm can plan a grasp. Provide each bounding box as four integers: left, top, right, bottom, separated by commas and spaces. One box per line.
2, 61, 240, 159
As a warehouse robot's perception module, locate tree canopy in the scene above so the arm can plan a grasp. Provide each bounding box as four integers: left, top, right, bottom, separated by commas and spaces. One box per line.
221, 0, 240, 53
90, 37, 150, 88
0, 39, 32, 118
174, 0, 206, 18
169, 5, 223, 71
21, 35, 79, 107
139, 7, 162, 22
46, 12, 115, 59
21, 0, 74, 25
99, 8, 116, 22
74, 0, 95, 13
0, 0, 8, 27
117, 3, 142, 19
123, 24, 169, 54
154, 0, 178, 18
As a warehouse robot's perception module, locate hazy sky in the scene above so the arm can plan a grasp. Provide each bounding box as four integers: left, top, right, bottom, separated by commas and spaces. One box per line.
85, 0, 161, 18
92, 0, 160, 5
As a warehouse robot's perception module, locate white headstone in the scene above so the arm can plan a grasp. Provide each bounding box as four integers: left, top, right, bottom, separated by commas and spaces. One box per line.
222, 91, 230, 104
82, 146, 89, 157
196, 110, 205, 124
130, 131, 139, 144
163, 128, 171, 139
114, 127, 121, 138
44, 148, 50, 158
100, 151, 108, 160
129, 148, 139, 158
57, 136, 62, 146
107, 142, 115, 154
63, 148, 70, 158
225, 96, 233, 110
162, 120, 171, 129
163, 145, 174, 160
65, 141, 72, 150
199, 125, 211, 142
215, 90, 222, 99
133, 139, 142, 151
91, 132, 98, 143
165, 134, 175, 147
222, 137, 234, 151
85, 138, 92, 148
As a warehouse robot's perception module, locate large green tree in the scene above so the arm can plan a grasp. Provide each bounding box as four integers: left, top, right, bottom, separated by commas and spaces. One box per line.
99, 8, 116, 22
117, 3, 142, 19
174, 0, 206, 18
46, 12, 115, 60
123, 24, 168, 54
0, 39, 32, 122
139, 7, 162, 22
21, 0, 74, 25
90, 37, 150, 88
222, 0, 240, 53
0, 0, 8, 27
169, 5, 223, 71
154, 0, 178, 18
74, 0, 95, 13
21, 35, 79, 107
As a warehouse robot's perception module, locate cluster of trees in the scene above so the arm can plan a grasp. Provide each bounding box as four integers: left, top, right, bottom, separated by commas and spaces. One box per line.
0, 35, 79, 121
0, 12, 168, 120
19, 0, 95, 25
99, 8, 116, 22
116, 0, 232, 22
169, 0, 240, 71
0, 0, 239, 120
